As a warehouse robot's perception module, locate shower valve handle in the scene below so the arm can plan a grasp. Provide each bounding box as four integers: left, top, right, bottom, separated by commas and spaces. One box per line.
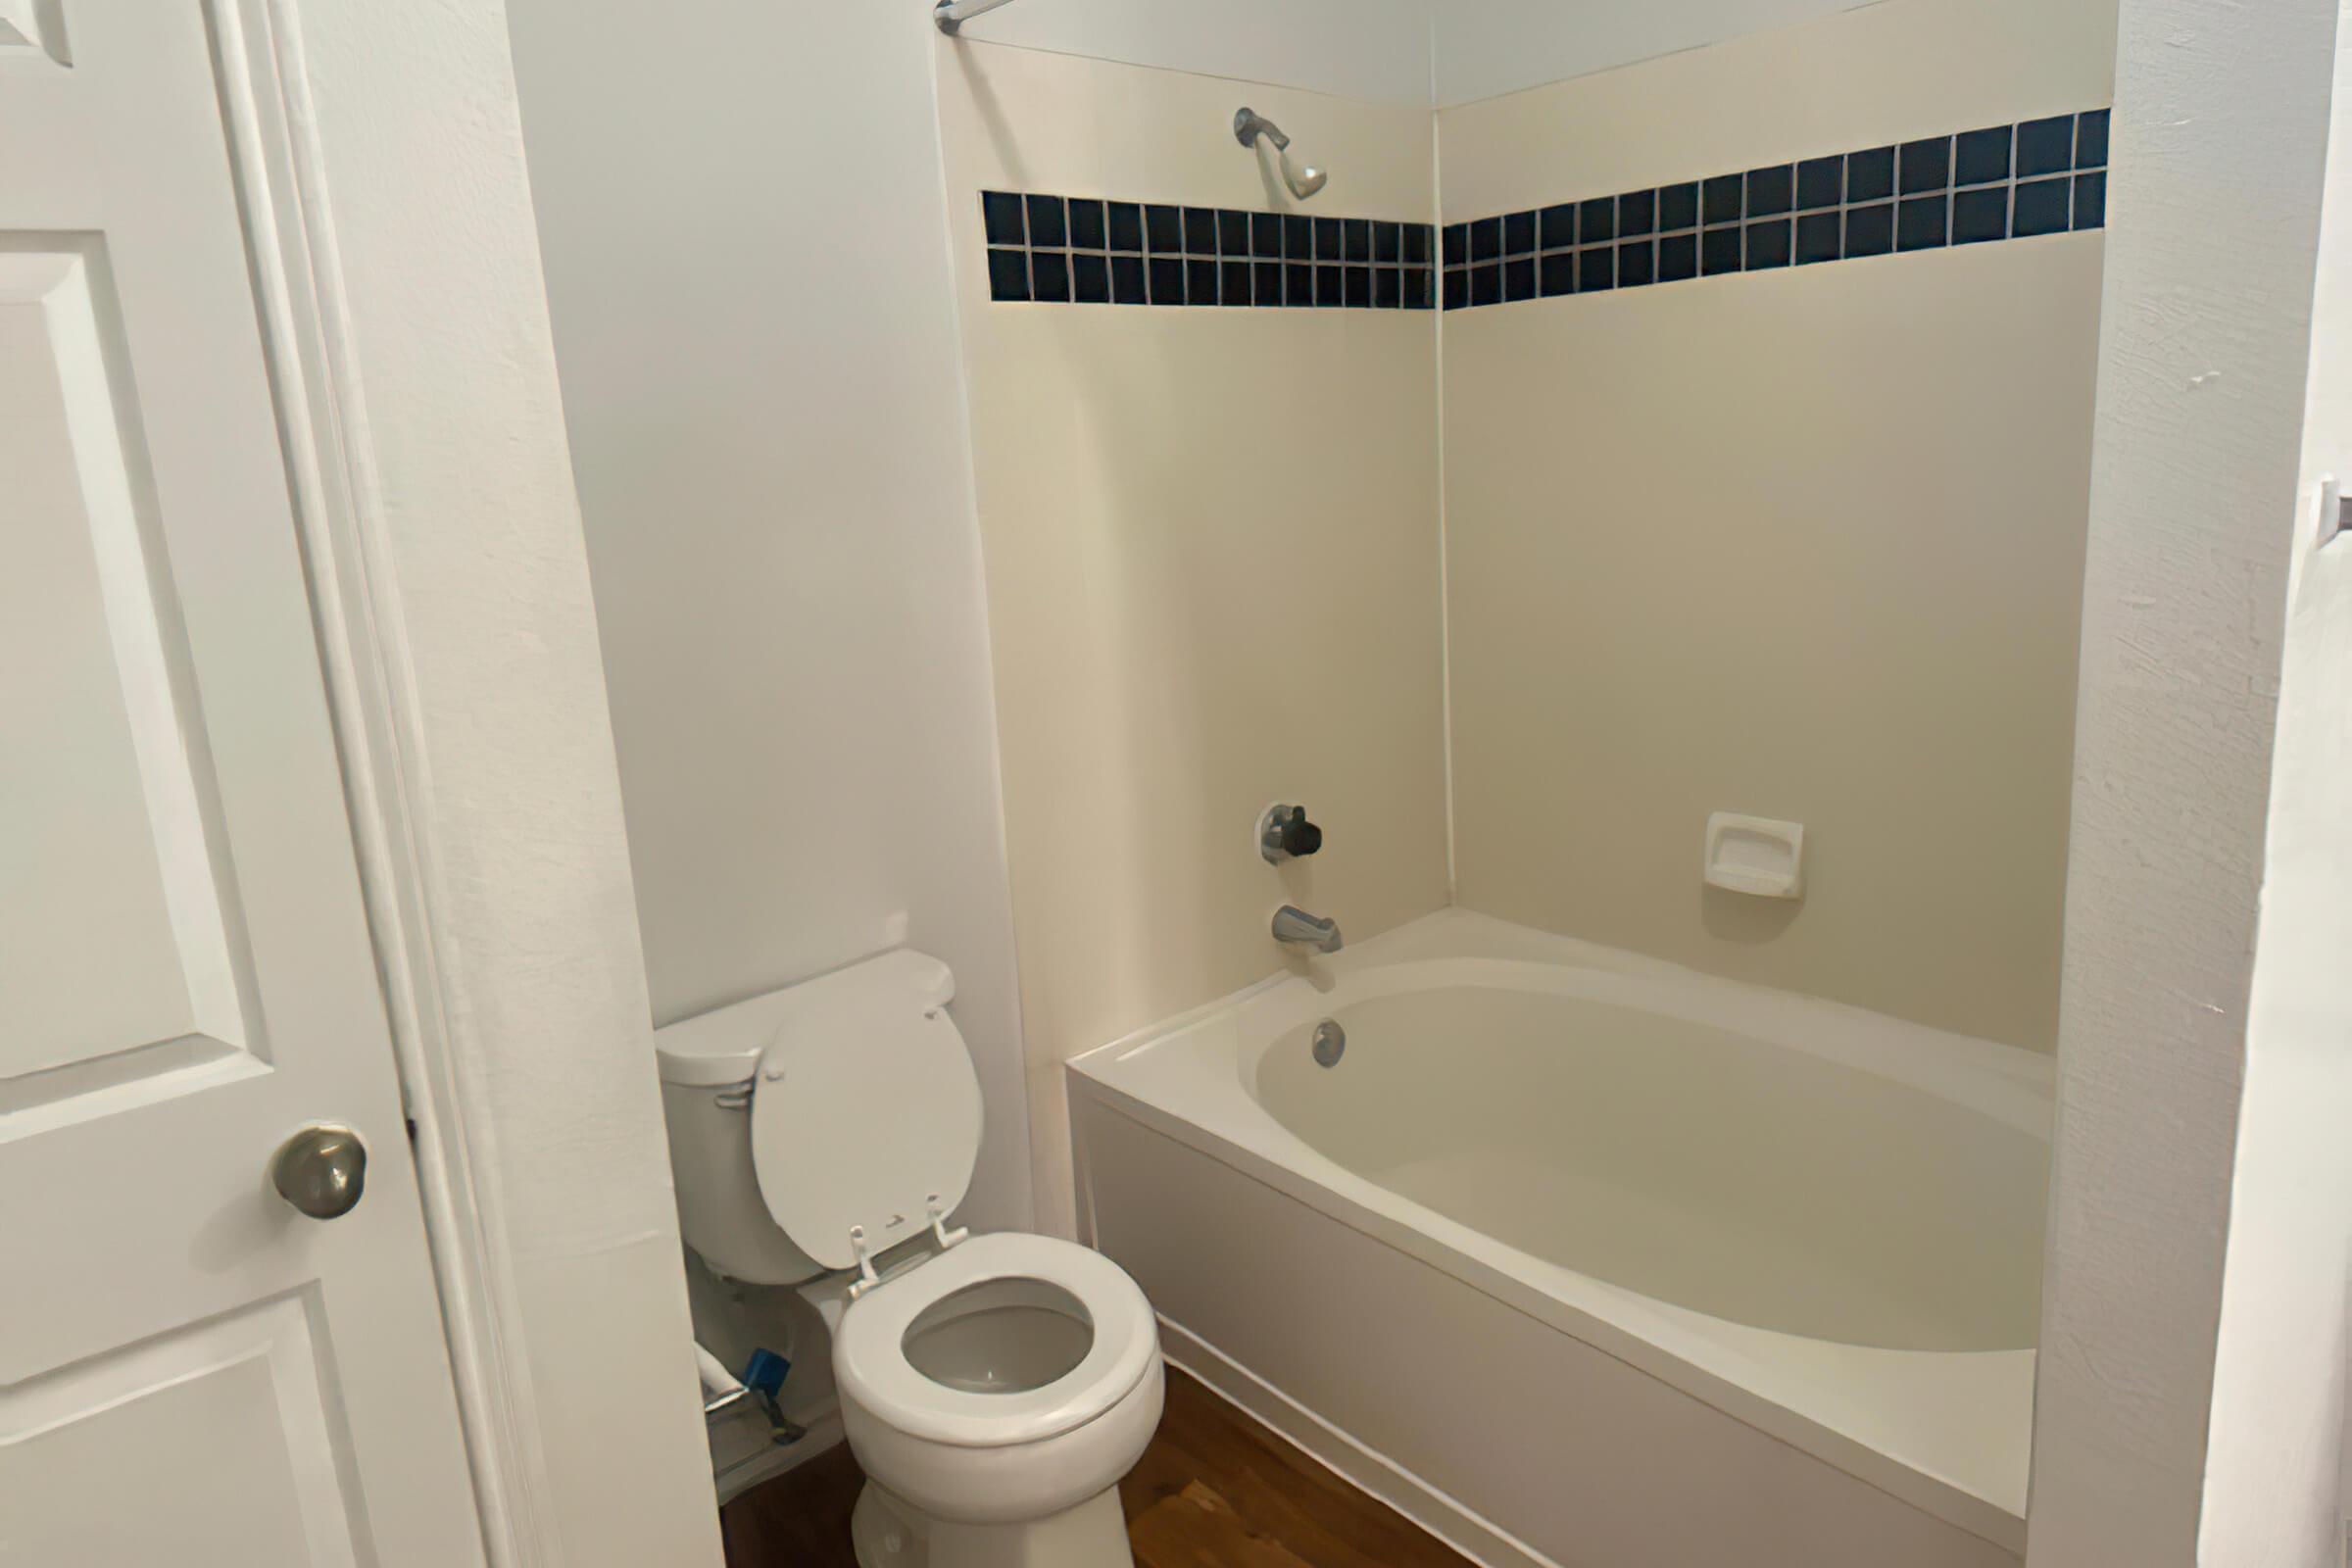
1258, 804, 1323, 863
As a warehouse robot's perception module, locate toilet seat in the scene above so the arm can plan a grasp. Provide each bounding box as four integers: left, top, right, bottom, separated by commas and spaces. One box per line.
834, 1232, 1156, 1450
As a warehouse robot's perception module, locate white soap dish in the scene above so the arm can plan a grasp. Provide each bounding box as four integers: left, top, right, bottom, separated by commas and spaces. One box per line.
1704, 813, 1805, 900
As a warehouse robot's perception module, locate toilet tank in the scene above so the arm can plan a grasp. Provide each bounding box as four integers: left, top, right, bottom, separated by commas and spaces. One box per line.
655, 990, 827, 1286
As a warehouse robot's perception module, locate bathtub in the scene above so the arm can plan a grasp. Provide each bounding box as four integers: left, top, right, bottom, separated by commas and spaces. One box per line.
1066, 909, 2050, 1568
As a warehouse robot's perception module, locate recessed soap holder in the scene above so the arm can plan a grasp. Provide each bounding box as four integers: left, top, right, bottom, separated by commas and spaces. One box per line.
1704, 812, 1805, 900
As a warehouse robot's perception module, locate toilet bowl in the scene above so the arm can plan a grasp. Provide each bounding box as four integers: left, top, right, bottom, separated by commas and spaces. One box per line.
655, 950, 1163, 1567
836, 1233, 1162, 1566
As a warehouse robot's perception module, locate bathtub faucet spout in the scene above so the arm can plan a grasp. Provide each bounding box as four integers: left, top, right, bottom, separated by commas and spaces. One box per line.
1272, 904, 1343, 955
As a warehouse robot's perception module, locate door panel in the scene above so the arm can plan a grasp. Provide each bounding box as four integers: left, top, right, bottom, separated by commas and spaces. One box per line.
0, 243, 254, 1106
0, 8, 488, 1564
5, 1298, 368, 1567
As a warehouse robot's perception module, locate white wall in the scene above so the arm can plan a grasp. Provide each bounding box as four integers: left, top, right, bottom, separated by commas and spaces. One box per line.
291, 4, 722, 1563
503, 0, 1034, 1236
1432, 0, 1897, 108
2198, 6, 2352, 1558
2025, 0, 2339, 1559
945, 0, 1434, 106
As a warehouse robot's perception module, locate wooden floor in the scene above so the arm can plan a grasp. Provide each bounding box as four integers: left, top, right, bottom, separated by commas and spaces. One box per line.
720, 1367, 1474, 1568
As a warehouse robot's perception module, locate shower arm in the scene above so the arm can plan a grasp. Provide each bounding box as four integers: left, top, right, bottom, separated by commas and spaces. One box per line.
934, 0, 1017, 34
1235, 108, 1329, 201
1234, 110, 1292, 154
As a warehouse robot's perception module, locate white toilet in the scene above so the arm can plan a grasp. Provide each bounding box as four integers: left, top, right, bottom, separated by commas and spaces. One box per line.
657, 949, 1163, 1568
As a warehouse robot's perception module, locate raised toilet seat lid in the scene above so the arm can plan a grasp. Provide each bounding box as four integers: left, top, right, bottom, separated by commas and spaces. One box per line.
747, 949, 982, 1271
834, 1232, 1157, 1450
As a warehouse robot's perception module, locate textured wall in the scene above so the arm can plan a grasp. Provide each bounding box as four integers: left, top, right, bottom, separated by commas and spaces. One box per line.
2199, 12, 2352, 1542
2026, 0, 2337, 1560
300, 4, 722, 1562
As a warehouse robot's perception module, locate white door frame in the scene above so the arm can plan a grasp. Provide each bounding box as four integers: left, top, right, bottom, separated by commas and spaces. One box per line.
204, 10, 544, 1556
203, 4, 721, 1566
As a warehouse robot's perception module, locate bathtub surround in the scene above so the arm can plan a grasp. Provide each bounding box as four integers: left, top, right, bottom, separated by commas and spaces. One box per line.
937, 42, 1453, 1237
936, 5, 2120, 1167
508, 0, 2118, 1271
1440, 0, 2116, 1053
505, 0, 1035, 1238
1438, 110, 2110, 309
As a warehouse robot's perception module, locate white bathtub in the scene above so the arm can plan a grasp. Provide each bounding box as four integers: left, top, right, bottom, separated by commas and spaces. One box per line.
1066, 909, 2050, 1567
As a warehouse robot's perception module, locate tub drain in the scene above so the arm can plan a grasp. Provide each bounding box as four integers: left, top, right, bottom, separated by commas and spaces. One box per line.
1311, 1019, 1346, 1067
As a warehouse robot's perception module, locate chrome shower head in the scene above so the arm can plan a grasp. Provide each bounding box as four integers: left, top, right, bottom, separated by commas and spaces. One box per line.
1234, 107, 1328, 201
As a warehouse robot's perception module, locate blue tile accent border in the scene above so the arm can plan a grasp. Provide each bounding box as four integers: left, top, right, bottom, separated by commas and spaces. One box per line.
1441, 109, 2111, 312
981, 192, 1438, 308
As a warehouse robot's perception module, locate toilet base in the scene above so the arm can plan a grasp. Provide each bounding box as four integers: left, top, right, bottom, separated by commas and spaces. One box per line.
851, 1480, 1134, 1568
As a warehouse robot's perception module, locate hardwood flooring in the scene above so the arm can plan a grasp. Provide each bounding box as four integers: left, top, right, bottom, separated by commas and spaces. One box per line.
719, 1367, 1475, 1568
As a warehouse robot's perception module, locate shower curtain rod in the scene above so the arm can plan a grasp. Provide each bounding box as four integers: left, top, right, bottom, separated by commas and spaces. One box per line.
935, 0, 1017, 33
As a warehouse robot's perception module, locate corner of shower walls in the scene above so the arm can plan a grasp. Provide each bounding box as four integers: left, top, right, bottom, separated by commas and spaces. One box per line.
929, 36, 1452, 1238
1430, 0, 2120, 1054
1429, 62, 1461, 906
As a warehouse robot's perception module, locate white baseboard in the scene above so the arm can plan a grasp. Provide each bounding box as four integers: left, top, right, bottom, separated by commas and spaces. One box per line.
1156, 1314, 1560, 1568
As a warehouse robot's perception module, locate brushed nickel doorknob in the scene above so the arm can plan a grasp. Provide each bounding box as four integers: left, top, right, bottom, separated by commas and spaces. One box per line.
271, 1124, 367, 1218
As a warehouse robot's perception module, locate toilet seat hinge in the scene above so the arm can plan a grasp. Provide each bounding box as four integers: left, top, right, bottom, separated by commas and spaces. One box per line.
847, 1225, 882, 1301
845, 1201, 964, 1302
927, 1194, 968, 1253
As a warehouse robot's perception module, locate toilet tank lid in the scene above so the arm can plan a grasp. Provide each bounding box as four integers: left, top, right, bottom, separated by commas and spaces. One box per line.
749, 949, 982, 1271
652, 950, 961, 1089
655, 987, 801, 1089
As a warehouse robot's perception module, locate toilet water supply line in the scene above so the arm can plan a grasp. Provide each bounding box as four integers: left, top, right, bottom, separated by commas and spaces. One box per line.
700, 1343, 806, 1446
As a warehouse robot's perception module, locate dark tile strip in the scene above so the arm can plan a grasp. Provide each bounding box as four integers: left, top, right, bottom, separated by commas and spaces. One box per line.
981, 193, 1438, 309
1439, 108, 2111, 312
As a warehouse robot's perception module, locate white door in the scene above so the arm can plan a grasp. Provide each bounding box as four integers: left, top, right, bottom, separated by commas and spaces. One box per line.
0, 7, 488, 1565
